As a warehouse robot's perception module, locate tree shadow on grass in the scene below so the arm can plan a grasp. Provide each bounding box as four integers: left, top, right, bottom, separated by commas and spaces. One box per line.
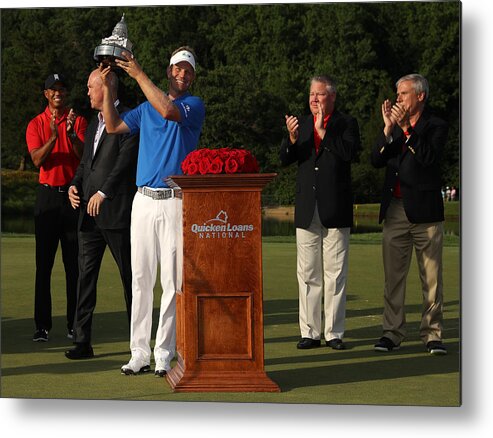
263, 316, 459, 394
268, 343, 460, 393
1, 306, 166, 355
262, 296, 460, 393
264, 315, 460, 352
2, 316, 126, 353
1, 308, 161, 378
265, 335, 460, 366
2, 295, 459, 391
1, 356, 129, 377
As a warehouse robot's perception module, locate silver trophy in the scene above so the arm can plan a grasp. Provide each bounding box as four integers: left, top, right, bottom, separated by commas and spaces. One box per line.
94, 14, 133, 67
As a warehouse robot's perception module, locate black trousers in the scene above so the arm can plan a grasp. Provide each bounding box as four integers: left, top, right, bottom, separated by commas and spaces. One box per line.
73, 214, 132, 345
34, 184, 79, 332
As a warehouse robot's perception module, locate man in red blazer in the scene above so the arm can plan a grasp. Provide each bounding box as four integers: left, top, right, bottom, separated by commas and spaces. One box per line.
280, 75, 360, 351
371, 73, 449, 355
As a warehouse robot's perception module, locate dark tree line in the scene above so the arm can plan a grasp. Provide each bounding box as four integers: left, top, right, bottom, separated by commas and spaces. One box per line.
1, 2, 460, 204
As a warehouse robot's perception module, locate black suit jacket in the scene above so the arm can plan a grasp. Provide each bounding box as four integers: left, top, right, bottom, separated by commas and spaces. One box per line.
280, 110, 361, 229
371, 108, 448, 224
71, 105, 139, 230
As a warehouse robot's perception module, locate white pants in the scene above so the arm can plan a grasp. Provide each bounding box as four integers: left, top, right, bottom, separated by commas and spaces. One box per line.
129, 191, 183, 369
296, 207, 350, 341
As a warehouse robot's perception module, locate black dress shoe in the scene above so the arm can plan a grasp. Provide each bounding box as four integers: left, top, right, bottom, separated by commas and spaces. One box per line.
296, 338, 321, 349
426, 340, 447, 355
65, 344, 94, 360
326, 338, 346, 350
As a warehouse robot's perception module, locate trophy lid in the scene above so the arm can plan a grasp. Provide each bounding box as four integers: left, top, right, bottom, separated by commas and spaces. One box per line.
112, 14, 128, 39
94, 14, 134, 66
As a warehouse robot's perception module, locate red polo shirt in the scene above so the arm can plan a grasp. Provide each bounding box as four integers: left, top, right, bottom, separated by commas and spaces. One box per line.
313, 113, 332, 154
393, 125, 415, 198
26, 106, 87, 186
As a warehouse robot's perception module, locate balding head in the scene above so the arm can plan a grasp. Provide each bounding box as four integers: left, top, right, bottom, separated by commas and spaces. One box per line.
87, 68, 118, 111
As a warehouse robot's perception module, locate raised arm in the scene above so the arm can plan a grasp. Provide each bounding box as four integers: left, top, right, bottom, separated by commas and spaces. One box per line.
280, 114, 300, 167
100, 65, 131, 134
29, 110, 58, 167
66, 109, 84, 159
115, 52, 182, 122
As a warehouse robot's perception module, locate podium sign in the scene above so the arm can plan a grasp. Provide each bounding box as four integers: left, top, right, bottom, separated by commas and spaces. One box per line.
164, 174, 280, 392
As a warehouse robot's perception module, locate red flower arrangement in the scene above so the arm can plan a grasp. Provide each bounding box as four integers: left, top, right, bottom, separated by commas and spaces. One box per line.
181, 147, 260, 175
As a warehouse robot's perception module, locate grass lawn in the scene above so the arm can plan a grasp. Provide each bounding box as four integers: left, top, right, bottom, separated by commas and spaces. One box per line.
1, 234, 460, 406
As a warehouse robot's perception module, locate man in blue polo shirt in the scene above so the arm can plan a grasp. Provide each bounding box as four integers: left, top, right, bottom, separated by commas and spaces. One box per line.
100, 46, 205, 377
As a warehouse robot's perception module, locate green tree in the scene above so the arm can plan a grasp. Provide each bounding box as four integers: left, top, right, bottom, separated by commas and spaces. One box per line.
1, 3, 460, 204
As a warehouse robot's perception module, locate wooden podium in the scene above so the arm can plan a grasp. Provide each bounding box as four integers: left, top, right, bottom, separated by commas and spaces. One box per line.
164, 174, 280, 392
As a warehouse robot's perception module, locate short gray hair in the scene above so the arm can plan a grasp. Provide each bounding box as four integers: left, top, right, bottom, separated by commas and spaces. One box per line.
311, 75, 337, 94
396, 73, 429, 101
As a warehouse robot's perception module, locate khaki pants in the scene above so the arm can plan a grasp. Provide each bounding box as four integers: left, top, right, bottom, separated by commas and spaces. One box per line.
381, 198, 444, 345
296, 207, 350, 341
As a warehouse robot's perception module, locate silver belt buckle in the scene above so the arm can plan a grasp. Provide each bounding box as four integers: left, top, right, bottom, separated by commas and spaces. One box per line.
159, 189, 173, 200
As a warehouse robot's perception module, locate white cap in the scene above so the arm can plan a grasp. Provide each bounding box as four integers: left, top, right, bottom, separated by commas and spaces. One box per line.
169, 50, 196, 70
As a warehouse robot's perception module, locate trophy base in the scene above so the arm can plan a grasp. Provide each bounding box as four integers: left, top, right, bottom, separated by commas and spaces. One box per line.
94, 44, 132, 68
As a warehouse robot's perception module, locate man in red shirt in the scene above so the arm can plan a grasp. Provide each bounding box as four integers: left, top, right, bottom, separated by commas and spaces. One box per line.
26, 73, 88, 342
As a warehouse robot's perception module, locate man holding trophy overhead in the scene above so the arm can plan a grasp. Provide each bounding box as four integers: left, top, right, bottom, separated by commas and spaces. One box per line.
97, 16, 205, 377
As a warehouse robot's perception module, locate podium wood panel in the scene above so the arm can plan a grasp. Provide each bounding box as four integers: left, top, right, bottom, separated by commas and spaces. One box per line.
165, 174, 280, 392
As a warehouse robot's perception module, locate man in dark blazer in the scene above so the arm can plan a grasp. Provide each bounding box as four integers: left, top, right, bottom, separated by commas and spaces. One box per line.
280, 75, 360, 351
371, 73, 449, 355
65, 68, 139, 359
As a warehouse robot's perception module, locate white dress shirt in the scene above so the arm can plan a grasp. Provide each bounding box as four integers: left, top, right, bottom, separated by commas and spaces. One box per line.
94, 99, 119, 199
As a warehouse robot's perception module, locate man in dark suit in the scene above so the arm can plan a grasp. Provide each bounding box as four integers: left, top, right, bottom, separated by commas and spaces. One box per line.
371, 73, 449, 355
280, 75, 360, 351
65, 68, 138, 359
